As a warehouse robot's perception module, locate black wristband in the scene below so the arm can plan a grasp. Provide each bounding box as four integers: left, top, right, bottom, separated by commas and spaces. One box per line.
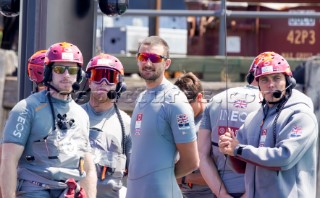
181, 176, 186, 185
237, 146, 244, 155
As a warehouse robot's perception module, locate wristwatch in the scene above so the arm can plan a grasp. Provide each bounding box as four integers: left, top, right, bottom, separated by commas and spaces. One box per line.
234, 144, 244, 156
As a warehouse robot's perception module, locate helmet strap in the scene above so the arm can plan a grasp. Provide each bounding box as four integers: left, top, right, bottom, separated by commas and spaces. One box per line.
46, 84, 70, 96
267, 97, 285, 105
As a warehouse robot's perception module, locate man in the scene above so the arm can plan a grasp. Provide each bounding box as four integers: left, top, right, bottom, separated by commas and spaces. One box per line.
0, 42, 97, 198
174, 72, 213, 198
219, 52, 318, 198
198, 60, 261, 198
82, 53, 131, 198
0, 49, 47, 198
126, 36, 199, 198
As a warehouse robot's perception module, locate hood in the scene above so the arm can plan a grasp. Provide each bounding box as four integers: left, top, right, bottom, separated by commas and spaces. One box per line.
284, 89, 314, 111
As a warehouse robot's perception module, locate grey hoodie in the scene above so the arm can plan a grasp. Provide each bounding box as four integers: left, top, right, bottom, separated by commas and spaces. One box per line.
229, 89, 318, 198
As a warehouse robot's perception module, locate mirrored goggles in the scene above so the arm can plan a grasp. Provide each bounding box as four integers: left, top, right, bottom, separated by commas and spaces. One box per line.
90, 68, 120, 85
52, 65, 79, 75
136, 52, 167, 63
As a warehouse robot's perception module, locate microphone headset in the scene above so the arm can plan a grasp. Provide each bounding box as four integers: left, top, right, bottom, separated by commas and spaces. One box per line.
107, 81, 127, 100
246, 72, 254, 84
72, 82, 81, 91
272, 89, 287, 98
72, 70, 86, 93
272, 76, 296, 98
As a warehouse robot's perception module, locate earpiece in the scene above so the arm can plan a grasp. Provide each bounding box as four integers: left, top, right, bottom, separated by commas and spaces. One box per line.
285, 76, 296, 89
43, 64, 52, 84
116, 81, 126, 93
246, 72, 254, 84
289, 76, 296, 88
85, 71, 91, 79
76, 69, 84, 83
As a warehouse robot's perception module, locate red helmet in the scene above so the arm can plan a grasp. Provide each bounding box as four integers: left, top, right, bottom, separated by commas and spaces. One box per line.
27, 50, 46, 83
44, 42, 83, 66
254, 52, 292, 79
86, 53, 124, 75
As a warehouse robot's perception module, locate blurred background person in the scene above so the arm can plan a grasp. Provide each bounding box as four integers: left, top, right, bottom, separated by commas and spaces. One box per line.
174, 72, 213, 198
27, 50, 47, 93
198, 60, 261, 198
0, 49, 46, 198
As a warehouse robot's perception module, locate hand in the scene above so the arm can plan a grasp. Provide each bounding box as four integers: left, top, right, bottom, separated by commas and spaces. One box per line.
219, 129, 239, 156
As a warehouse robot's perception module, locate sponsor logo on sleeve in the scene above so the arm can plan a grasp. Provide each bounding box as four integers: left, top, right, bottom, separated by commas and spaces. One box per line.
134, 113, 143, 136
13, 110, 29, 138
289, 126, 302, 137
176, 114, 190, 130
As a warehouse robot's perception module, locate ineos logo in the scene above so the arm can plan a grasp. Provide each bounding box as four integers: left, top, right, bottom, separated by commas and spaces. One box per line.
219, 109, 248, 123
13, 110, 28, 138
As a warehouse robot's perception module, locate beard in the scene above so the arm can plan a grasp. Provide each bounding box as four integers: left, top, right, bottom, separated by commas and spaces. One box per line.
50, 81, 73, 94
91, 90, 112, 103
139, 67, 163, 81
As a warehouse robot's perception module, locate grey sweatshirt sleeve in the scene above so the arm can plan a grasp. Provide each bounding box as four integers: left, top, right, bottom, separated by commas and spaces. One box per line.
237, 110, 318, 170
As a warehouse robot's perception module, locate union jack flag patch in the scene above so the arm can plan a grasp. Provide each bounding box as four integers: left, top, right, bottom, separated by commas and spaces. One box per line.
233, 100, 247, 109
176, 114, 190, 129
290, 126, 302, 137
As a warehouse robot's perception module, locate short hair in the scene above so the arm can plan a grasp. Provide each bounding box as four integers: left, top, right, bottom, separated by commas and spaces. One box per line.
137, 36, 170, 58
174, 72, 203, 102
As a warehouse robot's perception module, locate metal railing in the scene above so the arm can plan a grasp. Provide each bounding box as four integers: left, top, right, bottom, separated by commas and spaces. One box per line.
118, 5, 320, 55
124, 9, 320, 18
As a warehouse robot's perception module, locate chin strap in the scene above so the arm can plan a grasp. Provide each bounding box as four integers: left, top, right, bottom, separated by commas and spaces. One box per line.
46, 84, 62, 94
267, 99, 284, 105
45, 82, 80, 96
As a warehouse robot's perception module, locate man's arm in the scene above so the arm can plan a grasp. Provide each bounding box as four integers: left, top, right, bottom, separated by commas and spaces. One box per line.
177, 172, 208, 186
175, 140, 199, 179
0, 143, 24, 198
79, 152, 97, 198
198, 129, 232, 197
